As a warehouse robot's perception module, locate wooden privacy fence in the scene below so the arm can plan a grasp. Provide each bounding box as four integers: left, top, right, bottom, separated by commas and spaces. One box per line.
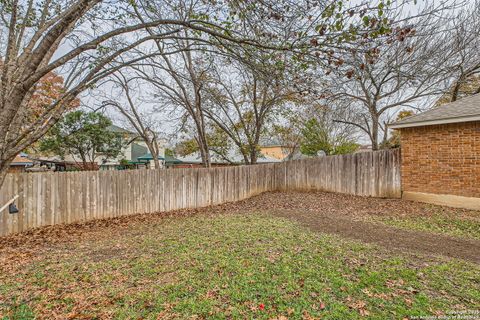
0, 149, 400, 236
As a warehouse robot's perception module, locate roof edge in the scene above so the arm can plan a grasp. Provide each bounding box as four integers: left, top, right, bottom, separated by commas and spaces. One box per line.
389, 115, 480, 129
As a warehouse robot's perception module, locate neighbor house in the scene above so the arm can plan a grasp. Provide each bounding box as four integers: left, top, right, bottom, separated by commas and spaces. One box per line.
390, 93, 480, 209
38, 125, 165, 170
175, 150, 281, 168
97, 125, 151, 170
259, 139, 295, 161
174, 152, 233, 168
136, 153, 182, 168
8, 153, 33, 173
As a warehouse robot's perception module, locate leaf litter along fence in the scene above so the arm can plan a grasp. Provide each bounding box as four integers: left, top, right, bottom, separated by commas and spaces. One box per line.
0, 149, 400, 236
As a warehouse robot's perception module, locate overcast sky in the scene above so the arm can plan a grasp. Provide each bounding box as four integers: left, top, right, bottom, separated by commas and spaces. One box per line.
74, 0, 475, 147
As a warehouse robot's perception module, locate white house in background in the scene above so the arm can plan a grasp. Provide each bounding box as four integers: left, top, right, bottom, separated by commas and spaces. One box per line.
96, 125, 166, 169
57, 125, 165, 170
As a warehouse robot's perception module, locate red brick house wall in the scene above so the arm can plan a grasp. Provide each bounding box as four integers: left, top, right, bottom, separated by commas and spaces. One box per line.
400, 121, 480, 198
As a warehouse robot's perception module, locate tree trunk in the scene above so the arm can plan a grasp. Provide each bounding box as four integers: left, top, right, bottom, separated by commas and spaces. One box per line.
250, 127, 262, 165
197, 127, 210, 168
0, 159, 11, 190
370, 114, 380, 151
150, 147, 160, 169
146, 140, 160, 169
199, 138, 211, 168
249, 146, 258, 165
152, 154, 160, 169
194, 123, 211, 168
380, 121, 389, 148
450, 75, 464, 102
80, 153, 89, 171
240, 148, 250, 165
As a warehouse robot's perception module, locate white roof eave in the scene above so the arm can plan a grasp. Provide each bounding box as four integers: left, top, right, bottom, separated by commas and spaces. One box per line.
389, 115, 480, 129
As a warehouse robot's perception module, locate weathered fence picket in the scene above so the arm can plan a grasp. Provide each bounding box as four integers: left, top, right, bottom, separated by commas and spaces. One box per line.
0, 149, 401, 236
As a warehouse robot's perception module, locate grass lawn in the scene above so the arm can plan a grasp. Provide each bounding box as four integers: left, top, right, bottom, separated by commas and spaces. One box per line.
364, 208, 480, 241
1, 211, 479, 319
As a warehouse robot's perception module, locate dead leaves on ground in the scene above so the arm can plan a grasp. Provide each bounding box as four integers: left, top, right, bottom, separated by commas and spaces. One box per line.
2, 190, 477, 253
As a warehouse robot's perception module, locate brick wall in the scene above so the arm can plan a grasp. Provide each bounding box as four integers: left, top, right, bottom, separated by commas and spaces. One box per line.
400, 121, 480, 198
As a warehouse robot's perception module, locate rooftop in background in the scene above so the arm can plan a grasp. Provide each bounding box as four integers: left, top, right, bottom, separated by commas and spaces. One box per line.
258, 137, 283, 147
11, 153, 34, 166
137, 153, 182, 164
177, 151, 281, 164
107, 124, 136, 135
389, 94, 480, 129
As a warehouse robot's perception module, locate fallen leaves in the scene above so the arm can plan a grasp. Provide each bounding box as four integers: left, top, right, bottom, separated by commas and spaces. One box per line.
362, 288, 391, 301
347, 299, 370, 317
1, 190, 477, 255
0, 192, 478, 319
302, 310, 320, 320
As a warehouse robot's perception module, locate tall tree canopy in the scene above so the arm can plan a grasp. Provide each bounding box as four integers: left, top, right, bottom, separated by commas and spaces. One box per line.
0, 0, 464, 186
39, 110, 123, 169
28, 72, 79, 119
0, 0, 395, 185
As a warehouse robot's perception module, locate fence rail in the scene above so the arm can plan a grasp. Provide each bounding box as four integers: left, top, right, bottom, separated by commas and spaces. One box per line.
0, 149, 400, 236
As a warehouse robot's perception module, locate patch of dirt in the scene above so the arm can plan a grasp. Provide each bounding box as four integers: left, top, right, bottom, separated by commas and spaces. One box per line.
269, 209, 480, 264
233, 191, 480, 221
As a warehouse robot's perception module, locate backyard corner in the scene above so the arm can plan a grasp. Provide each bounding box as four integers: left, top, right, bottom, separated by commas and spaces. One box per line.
1, 191, 479, 320
2, 0, 480, 319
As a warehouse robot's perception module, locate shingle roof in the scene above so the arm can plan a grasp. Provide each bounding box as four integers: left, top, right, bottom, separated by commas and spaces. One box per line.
389, 94, 480, 129
107, 124, 135, 135
259, 137, 282, 147
176, 150, 281, 164
137, 153, 183, 164
11, 154, 33, 166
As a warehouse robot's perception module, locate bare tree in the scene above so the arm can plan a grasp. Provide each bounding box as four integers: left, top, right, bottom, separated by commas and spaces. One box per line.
269, 121, 304, 160
102, 72, 162, 169
0, 0, 431, 186
204, 57, 299, 164
321, 4, 463, 150
104, 0, 409, 166
130, 38, 214, 167
175, 123, 234, 164
438, 3, 480, 103
0, 0, 300, 186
